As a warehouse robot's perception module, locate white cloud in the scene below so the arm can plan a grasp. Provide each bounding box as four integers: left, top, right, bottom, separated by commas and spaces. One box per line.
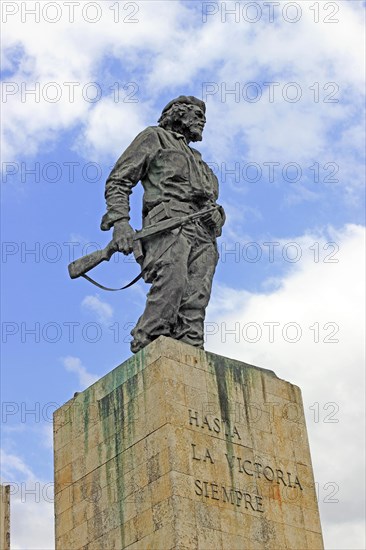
1, 0, 187, 162
76, 96, 153, 160
61, 355, 98, 389
81, 293, 113, 324
10, 496, 54, 550
2, 0, 364, 203
40, 424, 54, 451
0, 449, 35, 481
206, 223, 365, 550
0, 449, 54, 550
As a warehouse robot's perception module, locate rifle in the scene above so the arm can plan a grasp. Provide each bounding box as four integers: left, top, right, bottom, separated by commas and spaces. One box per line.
68, 205, 218, 280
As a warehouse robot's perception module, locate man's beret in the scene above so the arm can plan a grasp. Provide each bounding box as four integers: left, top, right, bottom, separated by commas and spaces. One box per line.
161, 95, 206, 115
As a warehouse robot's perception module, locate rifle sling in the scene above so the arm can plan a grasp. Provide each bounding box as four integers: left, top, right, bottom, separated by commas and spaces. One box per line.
81, 271, 143, 291
80, 228, 181, 292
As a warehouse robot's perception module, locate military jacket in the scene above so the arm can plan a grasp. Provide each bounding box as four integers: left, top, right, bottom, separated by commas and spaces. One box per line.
101, 126, 221, 230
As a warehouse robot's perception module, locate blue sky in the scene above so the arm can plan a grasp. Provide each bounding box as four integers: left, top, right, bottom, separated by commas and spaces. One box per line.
1, 1, 365, 548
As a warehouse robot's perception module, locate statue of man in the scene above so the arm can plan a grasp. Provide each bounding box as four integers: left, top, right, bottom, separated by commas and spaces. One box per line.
100, 95, 225, 353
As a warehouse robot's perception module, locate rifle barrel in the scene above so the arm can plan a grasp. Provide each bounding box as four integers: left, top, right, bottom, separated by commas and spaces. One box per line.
135, 205, 217, 241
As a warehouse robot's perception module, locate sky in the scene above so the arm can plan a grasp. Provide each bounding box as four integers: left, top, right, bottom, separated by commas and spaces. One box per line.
1, 1, 365, 548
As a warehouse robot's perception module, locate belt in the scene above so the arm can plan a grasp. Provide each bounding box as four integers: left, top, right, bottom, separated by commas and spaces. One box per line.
145, 200, 197, 226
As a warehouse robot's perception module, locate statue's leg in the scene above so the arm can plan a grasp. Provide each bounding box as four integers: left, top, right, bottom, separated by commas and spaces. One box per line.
130, 230, 191, 353
173, 226, 219, 348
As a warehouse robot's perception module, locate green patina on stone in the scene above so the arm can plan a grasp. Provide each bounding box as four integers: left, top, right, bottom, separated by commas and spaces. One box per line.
207, 353, 236, 488
207, 352, 278, 499
230, 360, 257, 434
82, 390, 92, 452
96, 355, 143, 547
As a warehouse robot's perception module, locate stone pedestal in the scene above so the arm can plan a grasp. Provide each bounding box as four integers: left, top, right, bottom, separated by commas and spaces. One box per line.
54, 336, 323, 549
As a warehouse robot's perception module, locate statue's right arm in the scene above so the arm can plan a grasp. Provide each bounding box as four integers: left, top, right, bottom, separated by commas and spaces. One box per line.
100, 127, 159, 255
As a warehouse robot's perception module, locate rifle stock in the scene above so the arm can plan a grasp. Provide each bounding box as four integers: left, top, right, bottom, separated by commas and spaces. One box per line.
68, 242, 115, 279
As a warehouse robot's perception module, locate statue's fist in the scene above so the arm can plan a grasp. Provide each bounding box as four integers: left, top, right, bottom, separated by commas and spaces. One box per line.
112, 220, 135, 255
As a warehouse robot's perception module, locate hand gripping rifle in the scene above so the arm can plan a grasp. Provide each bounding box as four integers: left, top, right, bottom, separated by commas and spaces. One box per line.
68, 205, 218, 291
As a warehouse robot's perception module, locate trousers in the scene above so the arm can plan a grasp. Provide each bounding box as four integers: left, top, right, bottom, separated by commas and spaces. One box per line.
130, 220, 219, 352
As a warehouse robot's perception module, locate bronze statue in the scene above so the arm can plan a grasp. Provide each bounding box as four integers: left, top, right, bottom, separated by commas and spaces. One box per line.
69, 96, 225, 353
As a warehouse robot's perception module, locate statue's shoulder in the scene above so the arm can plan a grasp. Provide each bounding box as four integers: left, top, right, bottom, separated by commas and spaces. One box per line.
143, 125, 159, 132
129, 126, 162, 149
134, 125, 159, 139
145, 126, 174, 139
136, 126, 183, 147
137, 125, 175, 142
